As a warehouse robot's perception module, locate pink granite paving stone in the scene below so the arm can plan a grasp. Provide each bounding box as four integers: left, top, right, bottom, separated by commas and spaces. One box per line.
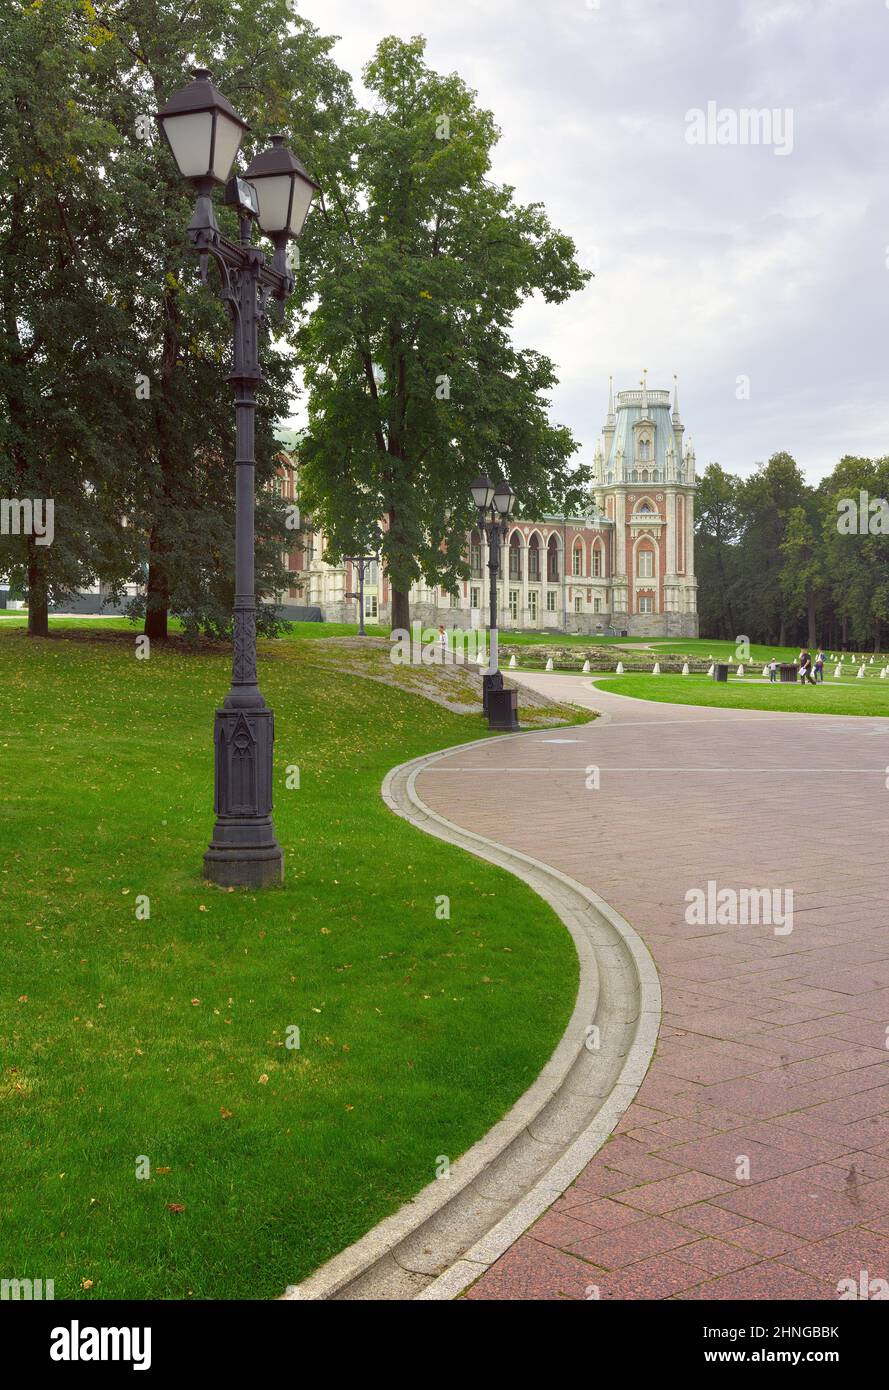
416, 677, 889, 1300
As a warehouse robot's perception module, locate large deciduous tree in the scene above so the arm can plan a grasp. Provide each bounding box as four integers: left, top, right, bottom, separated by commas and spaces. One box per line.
0, 0, 138, 635
1, 0, 353, 639
295, 35, 591, 630
694, 463, 741, 639
91, 0, 353, 638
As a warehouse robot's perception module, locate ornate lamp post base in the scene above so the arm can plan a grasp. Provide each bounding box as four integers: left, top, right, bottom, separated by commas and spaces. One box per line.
203, 835, 284, 887
203, 704, 284, 887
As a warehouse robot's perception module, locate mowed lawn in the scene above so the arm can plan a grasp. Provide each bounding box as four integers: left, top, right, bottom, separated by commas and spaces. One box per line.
0, 629, 578, 1299
595, 671, 889, 716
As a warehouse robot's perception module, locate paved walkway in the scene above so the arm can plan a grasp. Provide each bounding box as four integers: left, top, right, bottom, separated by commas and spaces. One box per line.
416, 674, 889, 1299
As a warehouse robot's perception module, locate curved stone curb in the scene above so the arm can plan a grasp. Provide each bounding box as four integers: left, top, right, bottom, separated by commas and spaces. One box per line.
282, 733, 661, 1302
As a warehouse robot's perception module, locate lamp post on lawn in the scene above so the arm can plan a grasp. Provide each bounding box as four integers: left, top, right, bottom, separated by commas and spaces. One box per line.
344, 555, 378, 636
156, 70, 319, 887
470, 474, 519, 730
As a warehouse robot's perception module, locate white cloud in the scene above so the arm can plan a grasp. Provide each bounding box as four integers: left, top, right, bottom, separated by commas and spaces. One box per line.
291, 0, 889, 480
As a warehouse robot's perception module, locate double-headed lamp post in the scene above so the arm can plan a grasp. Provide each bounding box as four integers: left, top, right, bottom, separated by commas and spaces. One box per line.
344, 554, 378, 637
155, 69, 319, 888
470, 474, 519, 730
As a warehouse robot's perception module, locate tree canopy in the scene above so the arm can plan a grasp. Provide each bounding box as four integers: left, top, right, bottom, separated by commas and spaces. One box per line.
295, 35, 592, 628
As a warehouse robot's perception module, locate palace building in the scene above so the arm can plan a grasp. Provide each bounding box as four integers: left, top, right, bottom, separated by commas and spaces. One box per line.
280, 375, 699, 637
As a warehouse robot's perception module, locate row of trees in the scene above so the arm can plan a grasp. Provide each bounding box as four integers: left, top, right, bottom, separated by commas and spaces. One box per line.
0, 1, 590, 637
695, 452, 889, 651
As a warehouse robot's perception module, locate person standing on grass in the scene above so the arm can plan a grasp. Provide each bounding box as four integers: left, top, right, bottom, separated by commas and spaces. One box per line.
769, 657, 778, 683
815, 648, 825, 683
437, 624, 448, 663
799, 649, 816, 685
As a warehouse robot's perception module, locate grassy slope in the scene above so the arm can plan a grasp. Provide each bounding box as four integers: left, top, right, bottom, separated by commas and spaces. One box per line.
595, 672, 889, 717
0, 630, 578, 1299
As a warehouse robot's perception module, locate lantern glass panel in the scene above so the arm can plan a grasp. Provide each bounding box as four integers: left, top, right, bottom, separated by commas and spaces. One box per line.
163, 111, 213, 178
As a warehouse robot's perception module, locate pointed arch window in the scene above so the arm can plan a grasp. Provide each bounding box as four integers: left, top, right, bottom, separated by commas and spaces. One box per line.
528, 533, 541, 581
572, 541, 583, 577
508, 532, 522, 580
547, 535, 560, 581
470, 529, 482, 578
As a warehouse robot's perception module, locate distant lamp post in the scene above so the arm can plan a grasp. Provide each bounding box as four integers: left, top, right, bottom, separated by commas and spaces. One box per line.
470, 474, 518, 730
344, 554, 378, 637
156, 70, 319, 887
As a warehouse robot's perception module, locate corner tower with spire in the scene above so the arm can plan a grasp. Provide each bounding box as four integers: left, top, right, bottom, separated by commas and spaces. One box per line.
592, 373, 698, 637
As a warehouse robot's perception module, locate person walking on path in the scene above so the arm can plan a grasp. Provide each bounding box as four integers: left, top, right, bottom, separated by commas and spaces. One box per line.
769, 658, 778, 683
815, 648, 826, 683
437, 625, 449, 664
799, 649, 816, 685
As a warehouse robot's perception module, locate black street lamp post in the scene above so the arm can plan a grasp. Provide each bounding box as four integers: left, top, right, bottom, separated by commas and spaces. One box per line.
344, 555, 377, 637
470, 475, 519, 730
156, 70, 318, 887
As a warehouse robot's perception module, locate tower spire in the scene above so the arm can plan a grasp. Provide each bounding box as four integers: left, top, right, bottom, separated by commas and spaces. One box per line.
606, 373, 614, 423
672, 373, 681, 422
641, 367, 649, 414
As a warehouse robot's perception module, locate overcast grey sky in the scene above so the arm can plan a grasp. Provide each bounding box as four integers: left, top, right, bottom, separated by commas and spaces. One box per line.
294, 0, 889, 483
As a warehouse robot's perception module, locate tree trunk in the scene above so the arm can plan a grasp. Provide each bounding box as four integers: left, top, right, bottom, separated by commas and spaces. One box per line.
874, 621, 881, 655
386, 505, 410, 631
144, 564, 169, 639
143, 281, 179, 640
144, 520, 169, 638
390, 585, 410, 632
26, 535, 49, 637
807, 589, 817, 649
778, 616, 786, 647
841, 613, 848, 650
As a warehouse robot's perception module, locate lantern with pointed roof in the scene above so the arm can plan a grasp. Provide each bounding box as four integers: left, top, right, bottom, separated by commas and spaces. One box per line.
155, 69, 248, 184
244, 136, 320, 239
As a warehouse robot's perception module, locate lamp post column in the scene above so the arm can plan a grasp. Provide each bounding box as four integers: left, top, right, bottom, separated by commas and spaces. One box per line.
487, 517, 504, 675
357, 562, 366, 636
156, 70, 318, 889
203, 249, 284, 888
480, 512, 504, 713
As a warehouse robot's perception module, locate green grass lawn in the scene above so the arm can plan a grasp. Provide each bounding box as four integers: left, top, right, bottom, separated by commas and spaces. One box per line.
0, 627, 578, 1299
594, 671, 889, 717
0, 614, 392, 641
639, 638, 880, 664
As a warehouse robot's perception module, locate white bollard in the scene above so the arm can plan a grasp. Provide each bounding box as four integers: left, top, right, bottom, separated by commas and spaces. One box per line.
681, 662, 690, 676
857, 664, 865, 679
707, 663, 715, 677
834, 664, 842, 679
652, 662, 660, 675
616, 661, 624, 675
545, 657, 554, 672
852, 655, 857, 663
737, 664, 744, 677
582, 659, 590, 673
870, 656, 874, 664
881, 666, 888, 680
509, 654, 517, 669
762, 665, 769, 678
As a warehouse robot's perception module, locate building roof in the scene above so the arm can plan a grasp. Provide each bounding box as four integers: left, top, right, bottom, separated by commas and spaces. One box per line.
606, 388, 680, 472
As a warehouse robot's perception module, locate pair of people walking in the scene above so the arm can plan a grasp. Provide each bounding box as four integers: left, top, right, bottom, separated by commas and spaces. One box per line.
798, 648, 825, 685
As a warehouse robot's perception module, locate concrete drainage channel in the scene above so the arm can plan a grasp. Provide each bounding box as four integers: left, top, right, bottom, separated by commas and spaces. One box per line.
282, 735, 661, 1302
